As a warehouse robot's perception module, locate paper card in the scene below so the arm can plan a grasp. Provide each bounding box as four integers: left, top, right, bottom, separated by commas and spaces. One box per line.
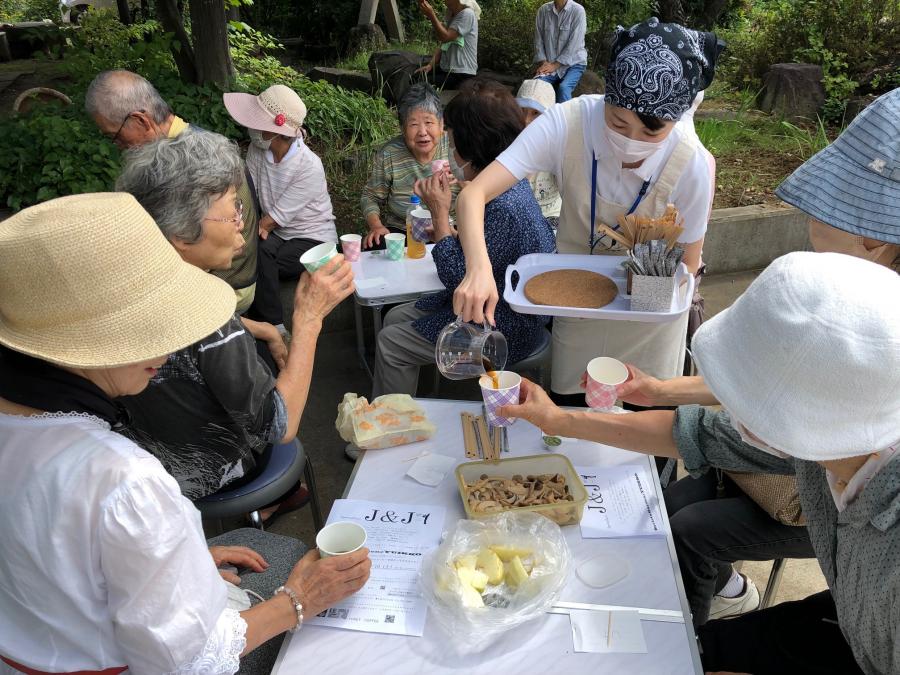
354, 276, 387, 291
406, 452, 456, 487
569, 609, 647, 654
576, 464, 665, 538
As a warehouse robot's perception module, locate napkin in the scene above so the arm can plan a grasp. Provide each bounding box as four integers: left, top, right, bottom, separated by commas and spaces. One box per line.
406, 452, 456, 487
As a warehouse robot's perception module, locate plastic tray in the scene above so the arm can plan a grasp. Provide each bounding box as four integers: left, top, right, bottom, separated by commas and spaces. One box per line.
503, 253, 694, 322
456, 454, 588, 526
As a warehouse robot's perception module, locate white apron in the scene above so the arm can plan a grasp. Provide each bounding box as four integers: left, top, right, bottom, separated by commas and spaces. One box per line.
550, 101, 696, 393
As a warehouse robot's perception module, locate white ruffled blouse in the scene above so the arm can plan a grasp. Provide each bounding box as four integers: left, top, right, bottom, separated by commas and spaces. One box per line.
0, 412, 247, 674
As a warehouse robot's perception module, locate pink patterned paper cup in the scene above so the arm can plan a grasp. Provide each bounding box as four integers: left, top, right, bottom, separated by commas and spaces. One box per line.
585, 357, 628, 411
431, 159, 448, 175
340, 234, 362, 262
479, 371, 521, 427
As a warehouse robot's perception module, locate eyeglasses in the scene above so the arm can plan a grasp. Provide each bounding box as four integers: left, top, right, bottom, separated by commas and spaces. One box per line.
108, 109, 144, 145
204, 198, 244, 225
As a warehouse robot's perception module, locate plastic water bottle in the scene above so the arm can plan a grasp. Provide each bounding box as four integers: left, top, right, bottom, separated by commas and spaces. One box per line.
406, 194, 426, 259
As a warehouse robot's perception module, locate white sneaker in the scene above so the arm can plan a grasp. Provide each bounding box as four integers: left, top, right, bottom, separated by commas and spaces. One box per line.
709, 574, 760, 620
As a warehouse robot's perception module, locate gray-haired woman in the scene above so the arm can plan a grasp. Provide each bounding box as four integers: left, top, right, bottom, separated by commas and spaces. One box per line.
116, 129, 355, 512
361, 83, 460, 248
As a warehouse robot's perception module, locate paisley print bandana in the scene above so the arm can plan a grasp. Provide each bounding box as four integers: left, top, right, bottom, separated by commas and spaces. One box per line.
605, 17, 725, 121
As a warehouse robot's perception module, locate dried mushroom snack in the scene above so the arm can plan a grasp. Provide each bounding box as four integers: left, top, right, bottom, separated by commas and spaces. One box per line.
464, 473, 575, 513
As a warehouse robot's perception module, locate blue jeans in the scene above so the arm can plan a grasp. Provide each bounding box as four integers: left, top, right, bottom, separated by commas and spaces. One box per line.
537, 63, 586, 102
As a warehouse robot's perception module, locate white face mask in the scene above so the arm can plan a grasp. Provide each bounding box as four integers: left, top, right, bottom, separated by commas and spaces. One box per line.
604, 125, 664, 164
728, 413, 790, 459
248, 129, 272, 152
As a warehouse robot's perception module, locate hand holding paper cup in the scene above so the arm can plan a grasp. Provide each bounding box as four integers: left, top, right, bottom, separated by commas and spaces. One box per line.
479, 371, 521, 427
340, 234, 362, 262
300, 242, 338, 273
410, 208, 432, 243
585, 357, 628, 411
316, 521, 368, 558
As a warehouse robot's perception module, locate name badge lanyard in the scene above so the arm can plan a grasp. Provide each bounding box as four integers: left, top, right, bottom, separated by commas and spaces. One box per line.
588, 152, 651, 254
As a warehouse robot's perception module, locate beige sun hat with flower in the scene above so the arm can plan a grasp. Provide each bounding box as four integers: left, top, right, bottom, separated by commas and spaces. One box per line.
223, 84, 307, 136
0, 193, 236, 369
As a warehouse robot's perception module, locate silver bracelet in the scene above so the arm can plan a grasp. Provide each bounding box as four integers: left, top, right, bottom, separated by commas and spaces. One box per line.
274, 585, 304, 633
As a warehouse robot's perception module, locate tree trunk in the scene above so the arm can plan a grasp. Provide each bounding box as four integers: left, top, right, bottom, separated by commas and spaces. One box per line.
655, 0, 686, 25
156, 0, 197, 83
116, 0, 132, 24
190, 0, 234, 87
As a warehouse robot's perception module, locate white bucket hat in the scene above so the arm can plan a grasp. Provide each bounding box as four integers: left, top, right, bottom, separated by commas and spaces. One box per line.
0, 193, 236, 369
692, 251, 900, 460
223, 84, 307, 136
516, 79, 556, 114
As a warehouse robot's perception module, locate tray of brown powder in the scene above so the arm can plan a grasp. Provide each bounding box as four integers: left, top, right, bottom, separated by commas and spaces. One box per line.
503, 253, 694, 322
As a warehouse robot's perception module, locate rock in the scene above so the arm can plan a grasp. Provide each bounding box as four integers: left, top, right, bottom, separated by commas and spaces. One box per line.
475, 69, 521, 93
757, 63, 825, 121
3, 21, 62, 59
306, 67, 372, 94
346, 24, 387, 55
844, 95, 878, 123
368, 50, 429, 106
572, 69, 603, 97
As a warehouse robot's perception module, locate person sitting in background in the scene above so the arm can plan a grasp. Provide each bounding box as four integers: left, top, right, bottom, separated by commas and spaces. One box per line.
223, 84, 339, 330
501, 251, 899, 675
371, 79, 556, 398
533, 0, 587, 102
361, 83, 459, 248
515, 78, 562, 225
416, 0, 480, 90
86, 69, 262, 317
116, 129, 354, 511
0, 193, 370, 674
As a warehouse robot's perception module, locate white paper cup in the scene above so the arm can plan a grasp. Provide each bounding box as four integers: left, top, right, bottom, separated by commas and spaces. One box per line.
478, 370, 521, 427
340, 234, 362, 262
585, 357, 628, 411
385, 232, 405, 260
316, 521, 367, 558
300, 241, 338, 273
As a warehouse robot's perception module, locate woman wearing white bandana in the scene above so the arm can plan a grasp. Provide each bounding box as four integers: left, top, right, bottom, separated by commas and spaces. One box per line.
451, 17, 724, 403
497, 251, 900, 674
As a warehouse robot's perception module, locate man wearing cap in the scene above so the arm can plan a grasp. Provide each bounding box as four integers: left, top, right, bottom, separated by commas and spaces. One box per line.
777, 86, 900, 271
533, 0, 587, 102
515, 78, 562, 221
499, 251, 900, 674
86, 70, 265, 316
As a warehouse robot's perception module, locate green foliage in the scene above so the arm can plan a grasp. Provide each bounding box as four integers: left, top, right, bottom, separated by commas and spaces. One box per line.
719, 0, 900, 119
0, 0, 62, 22
0, 102, 120, 210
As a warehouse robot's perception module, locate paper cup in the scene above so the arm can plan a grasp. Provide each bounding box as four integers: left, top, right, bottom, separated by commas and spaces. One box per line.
431, 159, 448, 175
385, 233, 405, 260
479, 370, 521, 427
300, 241, 337, 273
340, 233, 362, 262
585, 357, 628, 411
316, 521, 367, 559
410, 207, 432, 243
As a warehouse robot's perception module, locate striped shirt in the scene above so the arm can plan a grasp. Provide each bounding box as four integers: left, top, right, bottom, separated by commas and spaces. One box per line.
246, 138, 337, 243
361, 134, 459, 231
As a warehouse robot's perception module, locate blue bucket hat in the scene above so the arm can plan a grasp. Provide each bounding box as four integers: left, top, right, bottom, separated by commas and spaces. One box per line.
776, 87, 900, 245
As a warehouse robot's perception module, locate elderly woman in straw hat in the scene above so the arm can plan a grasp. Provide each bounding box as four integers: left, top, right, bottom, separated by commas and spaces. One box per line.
116, 129, 354, 513
497, 251, 900, 674
0, 193, 370, 674
223, 84, 338, 327
515, 78, 562, 222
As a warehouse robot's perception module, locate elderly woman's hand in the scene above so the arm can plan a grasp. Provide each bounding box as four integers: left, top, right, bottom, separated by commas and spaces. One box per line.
209, 545, 269, 585
364, 223, 390, 249
414, 173, 454, 241
497, 378, 567, 435
259, 215, 277, 241
293, 254, 355, 324
285, 547, 371, 618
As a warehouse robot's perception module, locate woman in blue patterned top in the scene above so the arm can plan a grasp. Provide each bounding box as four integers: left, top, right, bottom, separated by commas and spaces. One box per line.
372, 79, 556, 397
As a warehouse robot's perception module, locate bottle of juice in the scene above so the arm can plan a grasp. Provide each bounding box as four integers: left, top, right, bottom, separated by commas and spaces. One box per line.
406, 194, 426, 259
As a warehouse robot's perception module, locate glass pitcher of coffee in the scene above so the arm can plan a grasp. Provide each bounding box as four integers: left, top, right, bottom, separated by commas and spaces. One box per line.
435, 316, 508, 380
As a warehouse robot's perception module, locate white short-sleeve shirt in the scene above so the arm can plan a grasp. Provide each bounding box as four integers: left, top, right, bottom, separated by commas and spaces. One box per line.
497, 95, 712, 243
0, 413, 246, 674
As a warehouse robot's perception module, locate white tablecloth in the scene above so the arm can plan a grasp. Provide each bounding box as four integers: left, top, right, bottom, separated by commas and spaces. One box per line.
273, 399, 701, 674
352, 245, 444, 305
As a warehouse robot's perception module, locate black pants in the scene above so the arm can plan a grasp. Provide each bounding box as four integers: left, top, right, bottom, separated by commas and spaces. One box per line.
249, 234, 323, 326
700, 590, 863, 674
430, 67, 474, 90
665, 471, 815, 627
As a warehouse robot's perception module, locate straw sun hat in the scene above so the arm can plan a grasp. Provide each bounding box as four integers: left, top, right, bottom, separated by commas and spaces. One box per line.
224, 84, 307, 136
0, 193, 236, 369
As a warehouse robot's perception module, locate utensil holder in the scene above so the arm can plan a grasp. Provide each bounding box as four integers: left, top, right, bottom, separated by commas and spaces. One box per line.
630, 274, 676, 312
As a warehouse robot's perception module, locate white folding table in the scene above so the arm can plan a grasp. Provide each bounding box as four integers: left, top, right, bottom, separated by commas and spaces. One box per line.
351, 245, 445, 377
272, 399, 701, 674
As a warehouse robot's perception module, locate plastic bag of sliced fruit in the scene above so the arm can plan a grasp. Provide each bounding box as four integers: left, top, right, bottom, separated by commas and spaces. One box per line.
420, 510, 570, 653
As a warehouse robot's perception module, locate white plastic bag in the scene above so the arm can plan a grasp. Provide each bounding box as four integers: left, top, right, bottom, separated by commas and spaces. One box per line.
420, 511, 570, 653
335, 393, 436, 449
